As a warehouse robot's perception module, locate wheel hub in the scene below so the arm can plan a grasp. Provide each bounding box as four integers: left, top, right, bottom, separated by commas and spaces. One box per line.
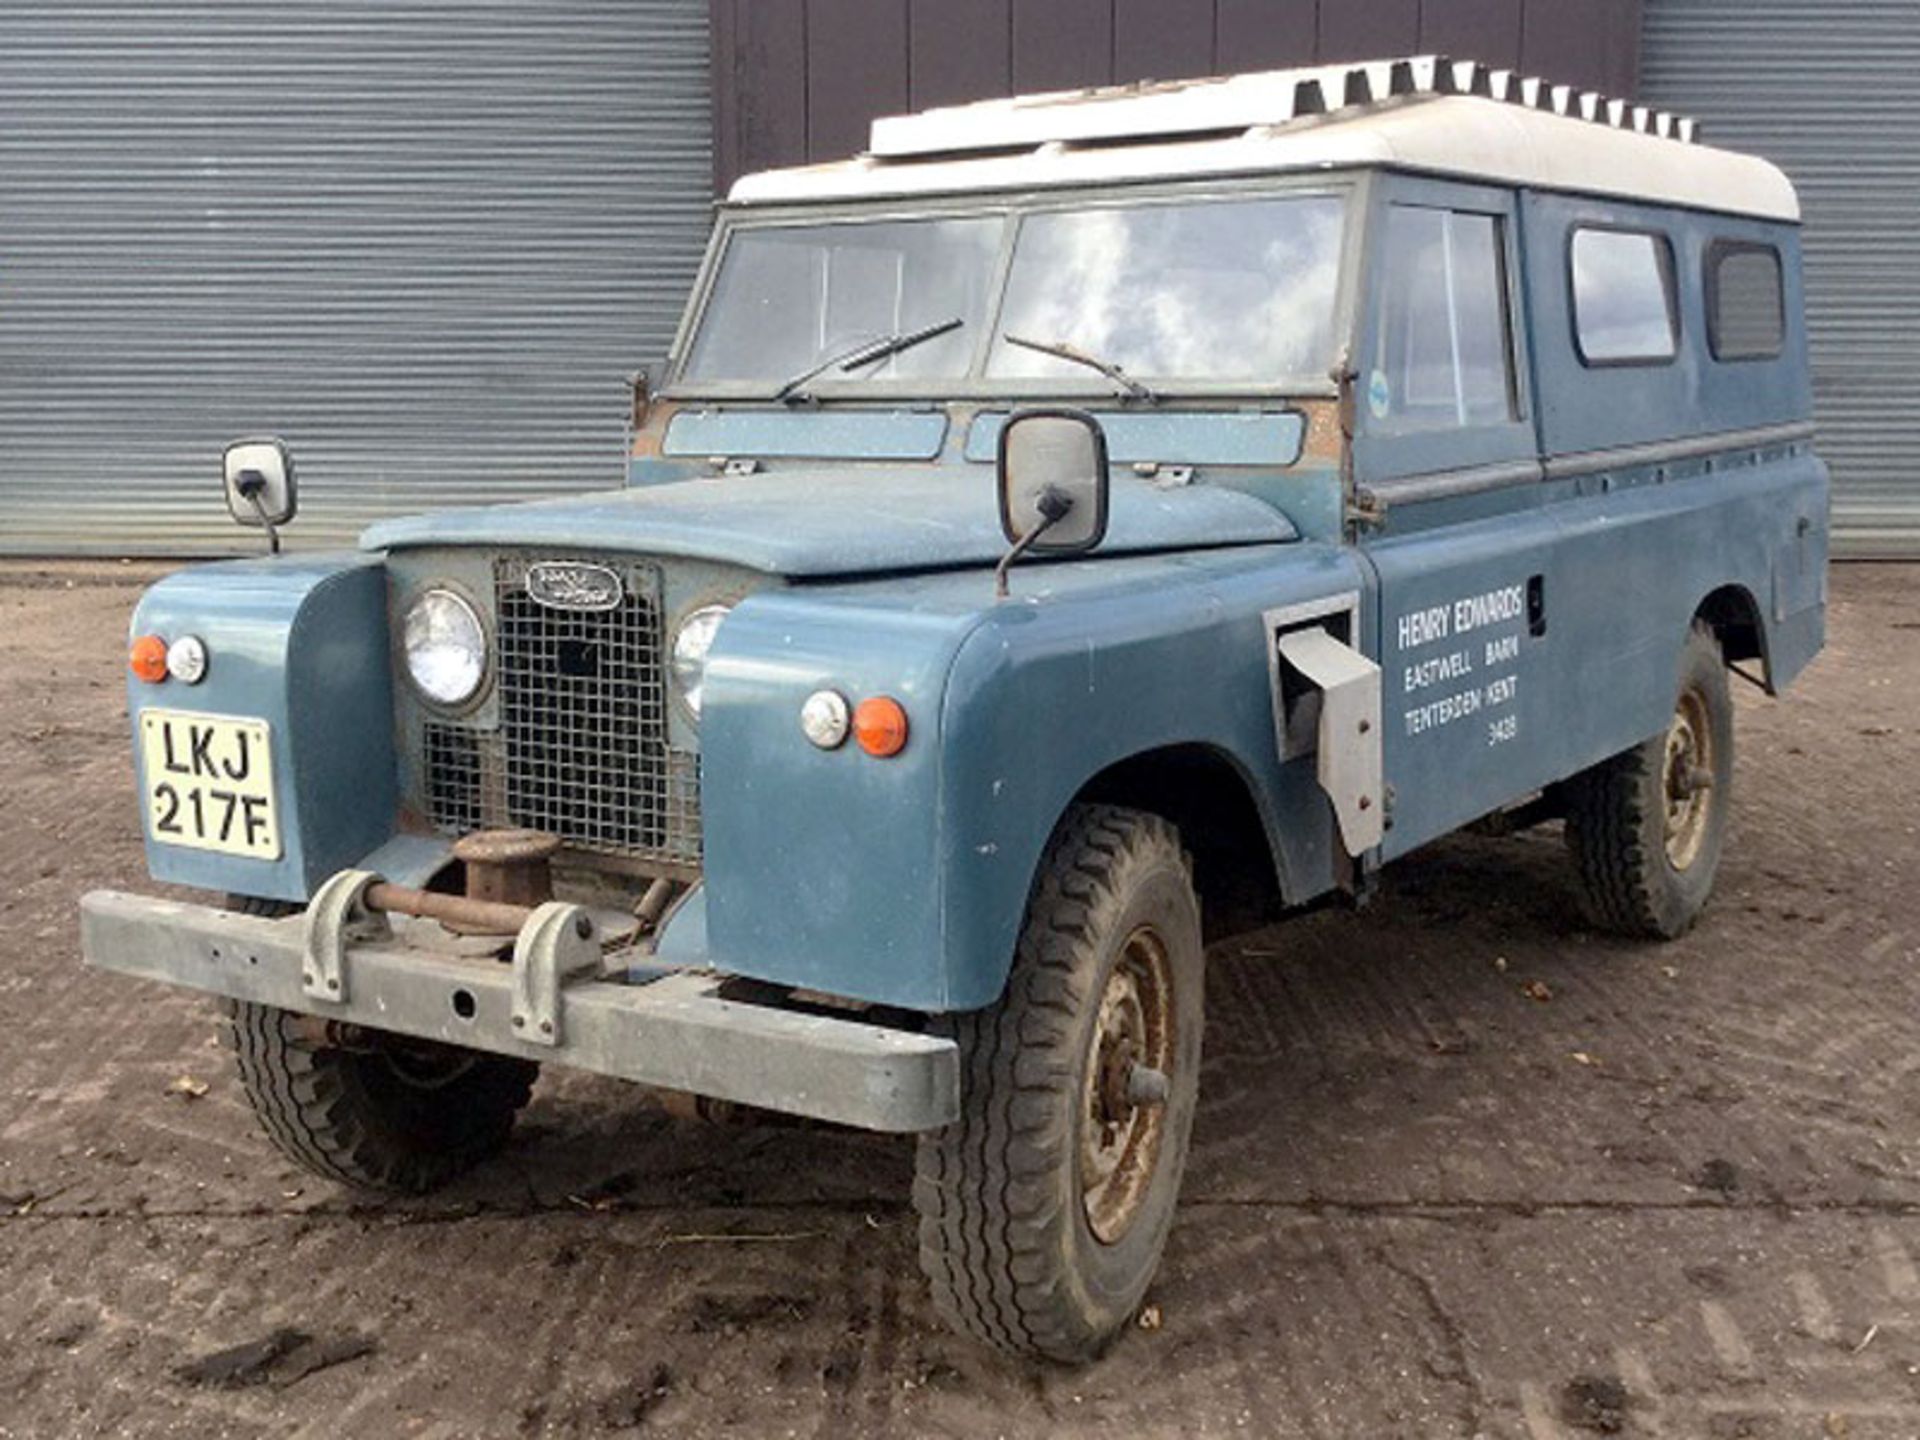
1662, 688, 1716, 871
1080, 925, 1175, 1246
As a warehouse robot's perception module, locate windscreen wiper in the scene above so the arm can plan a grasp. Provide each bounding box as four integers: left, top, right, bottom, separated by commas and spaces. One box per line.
773, 316, 965, 404
1002, 334, 1159, 404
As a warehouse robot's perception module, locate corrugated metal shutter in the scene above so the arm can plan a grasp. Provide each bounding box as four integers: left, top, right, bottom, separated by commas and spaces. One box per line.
0, 2, 711, 554
1642, 0, 1920, 558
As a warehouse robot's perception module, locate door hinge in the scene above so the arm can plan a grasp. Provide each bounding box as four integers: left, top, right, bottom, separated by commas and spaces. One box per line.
1346, 485, 1387, 528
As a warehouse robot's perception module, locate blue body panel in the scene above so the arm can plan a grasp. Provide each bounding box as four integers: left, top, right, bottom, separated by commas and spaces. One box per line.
1524, 197, 1810, 458
362, 466, 1296, 576
1368, 452, 1827, 858
699, 546, 1359, 1011
129, 554, 397, 902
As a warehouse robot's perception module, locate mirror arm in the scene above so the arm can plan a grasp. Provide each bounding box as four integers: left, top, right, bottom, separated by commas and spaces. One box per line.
993, 515, 1059, 600
248, 491, 282, 556
994, 487, 1074, 600
235, 476, 281, 556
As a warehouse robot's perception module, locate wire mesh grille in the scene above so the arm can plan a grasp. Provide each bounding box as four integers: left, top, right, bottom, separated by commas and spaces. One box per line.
423, 723, 483, 834
417, 555, 701, 867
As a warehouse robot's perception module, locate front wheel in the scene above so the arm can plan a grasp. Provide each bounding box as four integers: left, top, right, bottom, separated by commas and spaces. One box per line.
225, 1000, 539, 1193
912, 804, 1204, 1363
218, 894, 538, 1193
1564, 620, 1735, 939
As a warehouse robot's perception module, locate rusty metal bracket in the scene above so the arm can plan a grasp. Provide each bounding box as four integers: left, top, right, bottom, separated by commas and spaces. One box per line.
301, 869, 390, 1005
510, 902, 601, 1047
364, 882, 531, 938
1346, 484, 1388, 527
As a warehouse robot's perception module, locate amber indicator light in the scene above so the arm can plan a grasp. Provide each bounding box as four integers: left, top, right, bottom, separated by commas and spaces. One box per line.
129, 635, 169, 684
853, 696, 909, 757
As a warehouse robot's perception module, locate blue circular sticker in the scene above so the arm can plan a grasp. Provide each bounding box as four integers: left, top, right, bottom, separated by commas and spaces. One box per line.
1367, 369, 1392, 420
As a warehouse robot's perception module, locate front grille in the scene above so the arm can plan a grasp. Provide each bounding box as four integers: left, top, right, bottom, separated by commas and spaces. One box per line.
423, 723, 483, 834
418, 556, 702, 869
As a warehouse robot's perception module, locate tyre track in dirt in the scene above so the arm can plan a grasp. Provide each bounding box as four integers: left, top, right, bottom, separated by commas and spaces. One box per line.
3, 561, 1919, 1437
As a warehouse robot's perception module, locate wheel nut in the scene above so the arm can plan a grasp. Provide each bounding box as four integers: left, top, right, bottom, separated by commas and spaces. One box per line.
1126, 1064, 1170, 1108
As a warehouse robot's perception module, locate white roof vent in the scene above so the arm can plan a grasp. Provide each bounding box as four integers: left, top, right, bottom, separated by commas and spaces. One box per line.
868, 56, 1700, 159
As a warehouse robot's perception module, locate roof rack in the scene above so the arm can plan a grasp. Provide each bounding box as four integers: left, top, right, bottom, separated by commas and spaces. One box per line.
868, 56, 1699, 161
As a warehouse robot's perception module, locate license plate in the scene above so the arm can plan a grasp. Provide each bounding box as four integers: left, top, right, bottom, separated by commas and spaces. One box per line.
139, 710, 281, 860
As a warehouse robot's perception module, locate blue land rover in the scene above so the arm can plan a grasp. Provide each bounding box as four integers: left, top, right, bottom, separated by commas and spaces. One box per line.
83, 58, 1827, 1362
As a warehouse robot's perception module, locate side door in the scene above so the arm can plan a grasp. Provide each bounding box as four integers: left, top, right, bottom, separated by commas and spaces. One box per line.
1352, 177, 1560, 859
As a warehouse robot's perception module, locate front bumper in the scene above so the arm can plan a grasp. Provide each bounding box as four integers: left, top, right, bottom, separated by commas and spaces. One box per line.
79, 881, 958, 1134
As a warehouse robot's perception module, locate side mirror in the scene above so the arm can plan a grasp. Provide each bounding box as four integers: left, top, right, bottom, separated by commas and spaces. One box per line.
995, 409, 1110, 573
223, 437, 298, 531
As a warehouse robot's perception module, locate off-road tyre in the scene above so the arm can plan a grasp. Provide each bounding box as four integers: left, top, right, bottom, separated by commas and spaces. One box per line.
1564, 621, 1734, 939
912, 805, 1204, 1363
222, 894, 538, 1194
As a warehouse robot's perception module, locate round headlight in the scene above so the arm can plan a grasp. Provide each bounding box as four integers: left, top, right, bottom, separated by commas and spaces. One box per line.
671, 604, 732, 719
404, 588, 486, 707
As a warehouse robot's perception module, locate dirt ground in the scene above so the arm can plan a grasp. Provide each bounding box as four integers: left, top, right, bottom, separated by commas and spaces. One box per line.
0, 560, 1916, 1439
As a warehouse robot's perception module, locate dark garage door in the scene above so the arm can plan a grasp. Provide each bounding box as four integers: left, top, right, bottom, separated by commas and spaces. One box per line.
0, 2, 712, 554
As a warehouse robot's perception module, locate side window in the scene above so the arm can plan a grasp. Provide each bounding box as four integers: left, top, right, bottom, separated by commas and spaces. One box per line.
1707, 241, 1785, 361
1570, 228, 1678, 365
1371, 206, 1515, 432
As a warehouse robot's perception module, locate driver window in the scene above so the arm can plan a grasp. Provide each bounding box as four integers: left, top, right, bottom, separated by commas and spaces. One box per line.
1370, 206, 1516, 432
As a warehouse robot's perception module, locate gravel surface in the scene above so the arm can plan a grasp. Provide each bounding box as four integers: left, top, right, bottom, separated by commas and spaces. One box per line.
1, 559, 1916, 1438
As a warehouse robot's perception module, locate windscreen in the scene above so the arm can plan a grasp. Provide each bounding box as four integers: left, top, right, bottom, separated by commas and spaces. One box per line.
681, 191, 1350, 393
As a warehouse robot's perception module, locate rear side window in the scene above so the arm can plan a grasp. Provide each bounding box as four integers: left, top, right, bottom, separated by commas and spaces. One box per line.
1570, 228, 1678, 366
1707, 241, 1785, 361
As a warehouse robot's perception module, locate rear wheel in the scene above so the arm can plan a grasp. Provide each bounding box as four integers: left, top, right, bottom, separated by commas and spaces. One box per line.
1564, 622, 1734, 938
912, 805, 1204, 1363
222, 894, 538, 1193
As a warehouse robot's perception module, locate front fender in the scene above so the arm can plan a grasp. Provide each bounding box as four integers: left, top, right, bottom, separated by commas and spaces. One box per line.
699, 545, 1367, 1012
128, 554, 396, 901
698, 585, 979, 1010
935, 545, 1366, 1009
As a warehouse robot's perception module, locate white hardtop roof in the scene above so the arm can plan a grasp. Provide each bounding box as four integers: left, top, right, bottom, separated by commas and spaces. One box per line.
729, 57, 1799, 222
